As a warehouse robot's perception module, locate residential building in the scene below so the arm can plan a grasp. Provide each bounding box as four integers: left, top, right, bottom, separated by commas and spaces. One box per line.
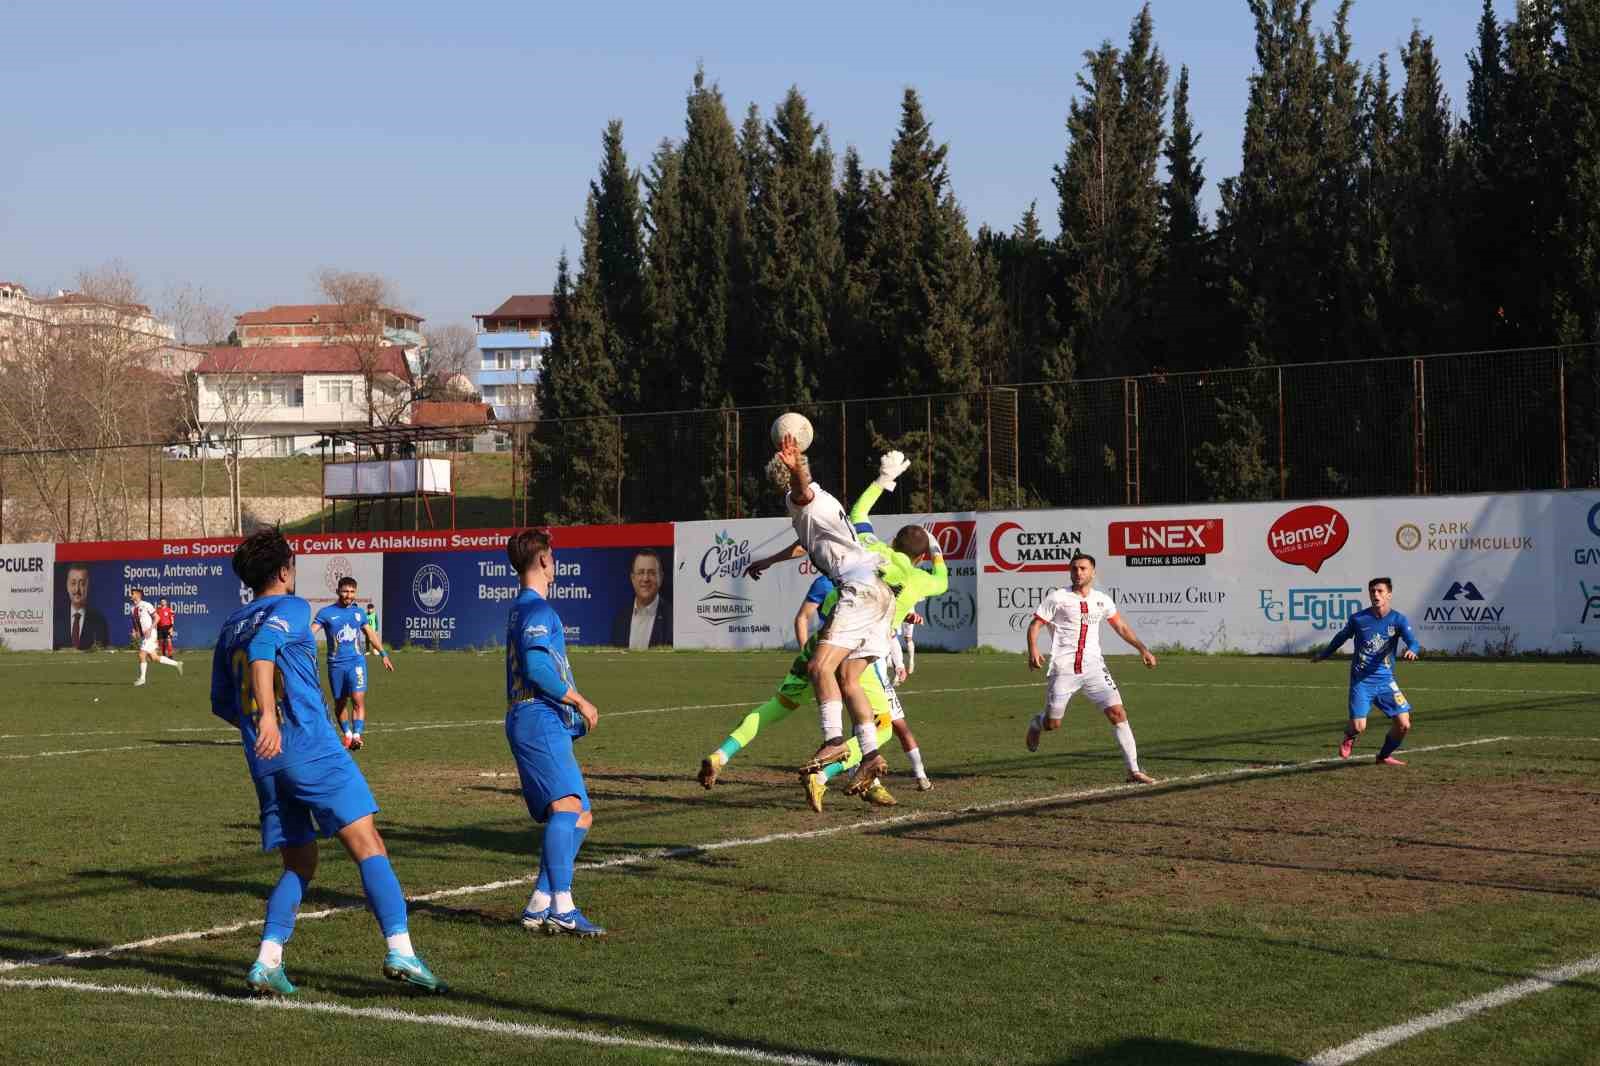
0, 282, 180, 373
235, 304, 424, 349
195, 344, 413, 456
472, 294, 551, 420
411, 399, 500, 453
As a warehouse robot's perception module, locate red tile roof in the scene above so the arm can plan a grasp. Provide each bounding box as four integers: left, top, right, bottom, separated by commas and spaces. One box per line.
477, 295, 554, 320
237, 303, 421, 326
197, 344, 411, 378
411, 401, 493, 427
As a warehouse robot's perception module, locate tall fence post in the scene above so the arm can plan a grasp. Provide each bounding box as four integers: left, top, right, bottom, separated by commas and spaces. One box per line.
1412, 358, 1428, 495
925, 396, 933, 508
1277, 367, 1287, 499
146, 446, 153, 538
616, 414, 624, 520
1559, 352, 1569, 490
1123, 378, 1141, 506
66, 460, 72, 543
985, 388, 993, 504
839, 400, 848, 500
158, 450, 164, 538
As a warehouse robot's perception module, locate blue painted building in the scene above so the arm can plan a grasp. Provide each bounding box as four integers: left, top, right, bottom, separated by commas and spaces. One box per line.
472, 294, 553, 420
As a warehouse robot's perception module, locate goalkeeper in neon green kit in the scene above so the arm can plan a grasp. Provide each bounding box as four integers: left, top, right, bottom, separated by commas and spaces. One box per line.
696, 451, 946, 810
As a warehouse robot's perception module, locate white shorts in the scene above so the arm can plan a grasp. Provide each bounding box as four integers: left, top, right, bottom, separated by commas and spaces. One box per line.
873, 660, 906, 722
819, 579, 894, 662
1045, 664, 1122, 718
140, 634, 159, 655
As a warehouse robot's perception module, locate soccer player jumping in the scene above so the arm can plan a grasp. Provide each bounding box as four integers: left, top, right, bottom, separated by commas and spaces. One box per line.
211, 530, 443, 996
505, 529, 606, 937
1023, 553, 1158, 783
313, 576, 392, 750
1311, 576, 1421, 765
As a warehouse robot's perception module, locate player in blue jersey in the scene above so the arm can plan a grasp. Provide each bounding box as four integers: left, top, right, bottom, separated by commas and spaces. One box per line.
312, 576, 392, 750
210, 529, 444, 996
1311, 576, 1422, 765
504, 528, 605, 937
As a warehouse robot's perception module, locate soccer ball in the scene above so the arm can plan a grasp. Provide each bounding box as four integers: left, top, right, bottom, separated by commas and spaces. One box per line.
771, 412, 814, 452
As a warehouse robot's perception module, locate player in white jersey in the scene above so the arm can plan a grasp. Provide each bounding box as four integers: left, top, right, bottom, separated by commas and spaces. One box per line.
129, 587, 183, 686
1023, 553, 1156, 783
746, 440, 903, 795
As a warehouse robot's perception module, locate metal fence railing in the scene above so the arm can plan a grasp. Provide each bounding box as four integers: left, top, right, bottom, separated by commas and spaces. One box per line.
2, 343, 1595, 543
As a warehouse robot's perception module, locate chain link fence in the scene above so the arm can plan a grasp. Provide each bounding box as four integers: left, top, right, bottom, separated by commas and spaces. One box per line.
3, 344, 1595, 542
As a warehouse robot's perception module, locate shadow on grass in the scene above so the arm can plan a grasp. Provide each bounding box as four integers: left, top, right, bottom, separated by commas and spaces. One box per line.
1049, 1040, 1298, 1064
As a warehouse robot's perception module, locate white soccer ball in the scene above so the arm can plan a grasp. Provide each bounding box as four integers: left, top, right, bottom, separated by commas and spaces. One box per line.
771, 412, 814, 452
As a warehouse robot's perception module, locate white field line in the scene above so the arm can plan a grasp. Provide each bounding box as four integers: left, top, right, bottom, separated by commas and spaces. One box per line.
6, 673, 1593, 751
0, 734, 1512, 974
0, 975, 862, 1066
1302, 952, 1600, 1065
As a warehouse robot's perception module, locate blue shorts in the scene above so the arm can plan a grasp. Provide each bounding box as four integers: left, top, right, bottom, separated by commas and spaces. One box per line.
329, 659, 367, 701
506, 705, 589, 824
1349, 677, 1412, 720
253, 750, 378, 852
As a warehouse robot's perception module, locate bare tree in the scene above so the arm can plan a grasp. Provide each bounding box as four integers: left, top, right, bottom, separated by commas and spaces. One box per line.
418, 323, 478, 400
314, 269, 416, 427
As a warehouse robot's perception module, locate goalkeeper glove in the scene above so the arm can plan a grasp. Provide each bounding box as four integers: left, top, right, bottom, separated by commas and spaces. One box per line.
875, 450, 911, 492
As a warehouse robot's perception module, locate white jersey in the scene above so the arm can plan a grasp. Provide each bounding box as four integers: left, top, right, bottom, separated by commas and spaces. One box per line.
132, 600, 157, 638
1034, 587, 1118, 674
787, 484, 881, 585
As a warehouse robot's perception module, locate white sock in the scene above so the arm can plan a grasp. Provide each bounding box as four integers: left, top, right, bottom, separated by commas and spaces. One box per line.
159, 656, 179, 668
906, 747, 927, 779
526, 889, 551, 913
255, 939, 284, 968
818, 699, 844, 740
855, 719, 878, 756
385, 931, 414, 956
553, 890, 575, 914
1112, 720, 1139, 772
138, 662, 147, 682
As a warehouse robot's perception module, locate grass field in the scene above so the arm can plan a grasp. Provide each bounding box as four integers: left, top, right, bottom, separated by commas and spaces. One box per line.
2, 649, 1598, 1065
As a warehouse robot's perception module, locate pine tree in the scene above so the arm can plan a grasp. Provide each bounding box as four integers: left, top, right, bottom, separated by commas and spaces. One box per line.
1391, 29, 1459, 352
536, 198, 625, 523
1459, 0, 1515, 345
641, 136, 684, 408
1157, 64, 1218, 371
833, 145, 882, 400
592, 120, 647, 410
755, 87, 842, 405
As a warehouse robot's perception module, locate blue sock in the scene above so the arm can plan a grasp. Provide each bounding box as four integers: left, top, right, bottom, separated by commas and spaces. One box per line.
716, 736, 741, 760
352, 718, 365, 735
542, 811, 581, 899
574, 822, 589, 863
262, 870, 307, 945
1378, 734, 1403, 760
356, 854, 409, 937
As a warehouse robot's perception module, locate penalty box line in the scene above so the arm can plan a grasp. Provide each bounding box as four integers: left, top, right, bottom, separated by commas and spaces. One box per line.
0, 734, 1513, 975
1302, 951, 1600, 1065
0, 975, 862, 1066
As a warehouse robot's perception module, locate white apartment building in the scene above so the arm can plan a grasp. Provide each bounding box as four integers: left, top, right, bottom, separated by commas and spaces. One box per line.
195, 344, 413, 456
0, 281, 184, 374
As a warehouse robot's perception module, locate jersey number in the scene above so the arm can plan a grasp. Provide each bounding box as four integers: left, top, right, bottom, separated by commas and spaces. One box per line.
231, 648, 284, 729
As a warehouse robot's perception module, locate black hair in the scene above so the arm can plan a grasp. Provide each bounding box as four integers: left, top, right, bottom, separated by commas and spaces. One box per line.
1071, 551, 1097, 568
1369, 576, 1393, 592
337, 576, 358, 590
232, 529, 295, 595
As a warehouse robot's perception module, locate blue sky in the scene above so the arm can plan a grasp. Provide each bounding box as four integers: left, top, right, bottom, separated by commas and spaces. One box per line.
0, 0, 1513, 332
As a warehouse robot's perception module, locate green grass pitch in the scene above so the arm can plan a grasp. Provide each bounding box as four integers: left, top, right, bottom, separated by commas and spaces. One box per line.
2, 648, 1598, 1065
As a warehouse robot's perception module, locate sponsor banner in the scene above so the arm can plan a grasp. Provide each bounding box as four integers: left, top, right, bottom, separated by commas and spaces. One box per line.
54, 555, 252, 651
1, 543, 54, 650
382, 536, 674, 651
672, 511, 978, 650
979, 494, 1560, 655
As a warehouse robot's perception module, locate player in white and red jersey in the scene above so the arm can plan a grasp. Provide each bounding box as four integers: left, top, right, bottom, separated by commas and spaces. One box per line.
129, 587, 183, 687
1023, 553, 1157, 783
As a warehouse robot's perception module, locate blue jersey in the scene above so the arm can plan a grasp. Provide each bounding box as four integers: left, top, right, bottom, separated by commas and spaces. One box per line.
1322, 607, 1420, 682
505, 588, 583, 736
210, 594, 344, 779
312, 603, 368, 664
804, 574, 838, 624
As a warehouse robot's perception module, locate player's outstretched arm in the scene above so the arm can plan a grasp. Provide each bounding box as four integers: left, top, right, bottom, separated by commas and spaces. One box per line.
746, 541, 804, 581
1310, 617, 1357, 662
1108, 613, 1157, 668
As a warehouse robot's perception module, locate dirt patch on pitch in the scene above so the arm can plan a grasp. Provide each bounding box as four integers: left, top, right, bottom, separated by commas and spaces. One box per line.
892, 771, 1600, 916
